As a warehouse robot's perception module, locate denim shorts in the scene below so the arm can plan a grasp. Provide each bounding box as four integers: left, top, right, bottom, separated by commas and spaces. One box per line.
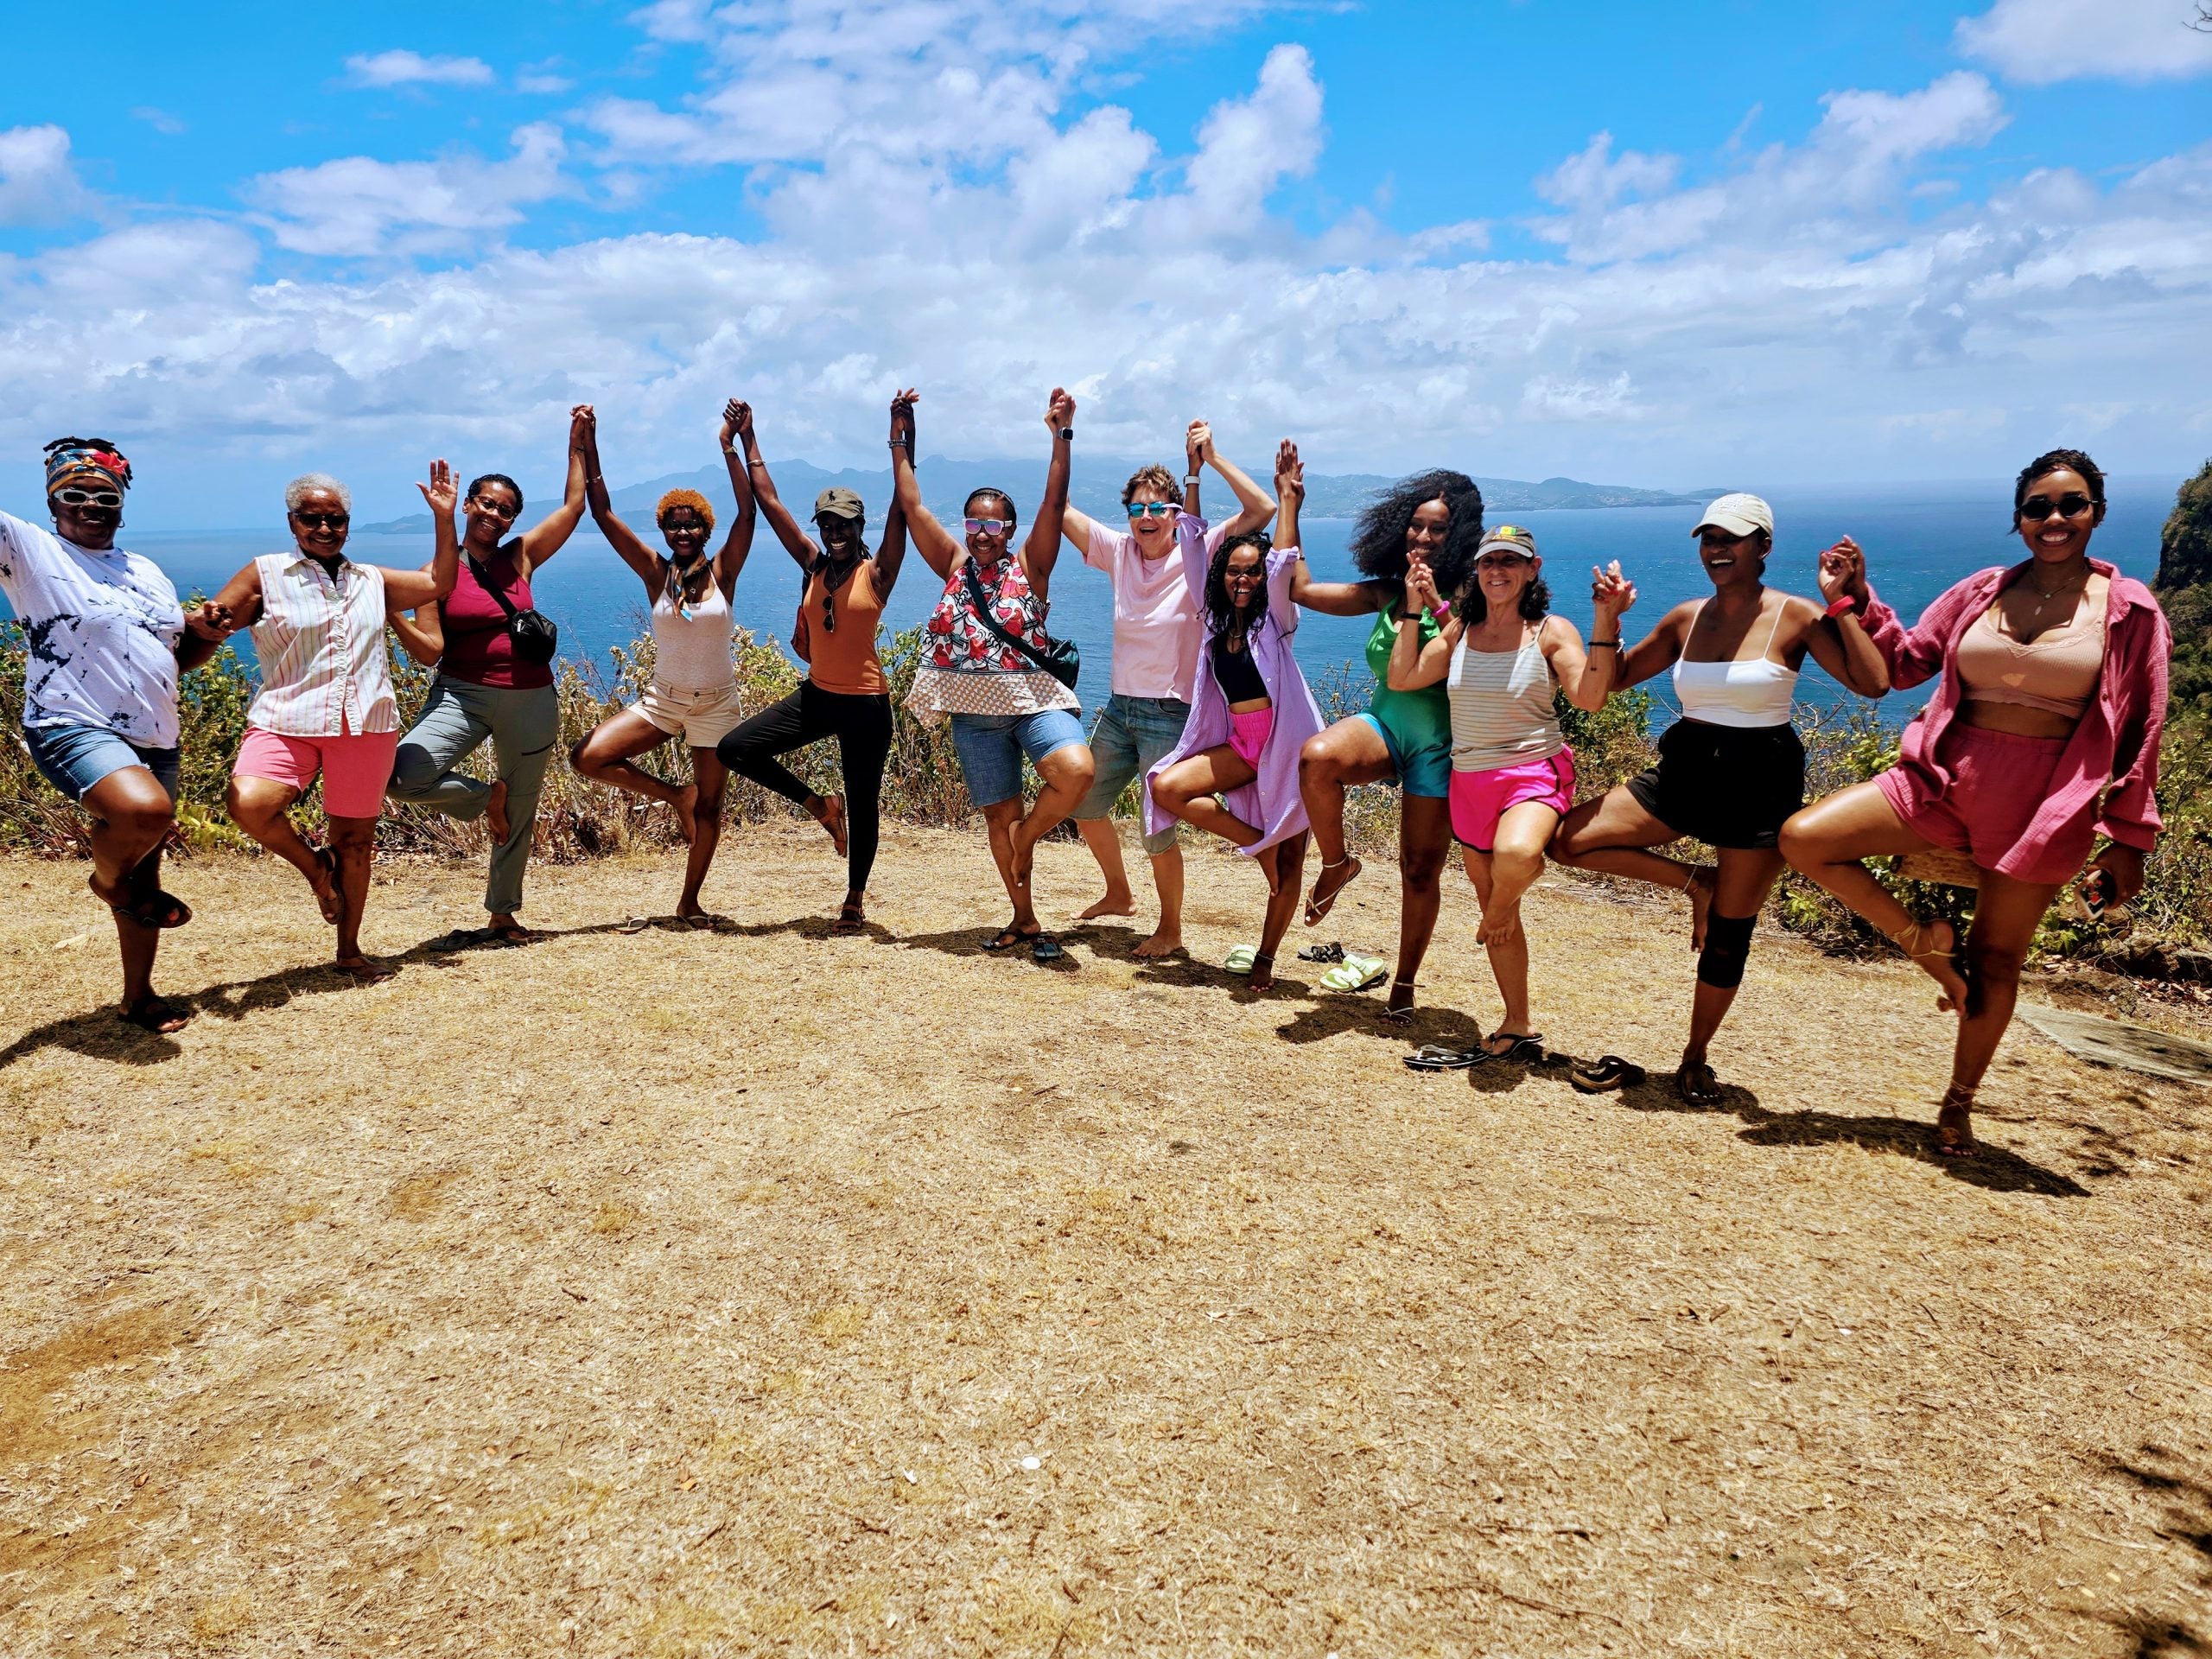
1076, 694, 1192, 853
24, 720, 181, 804
950, 709, 1088, 808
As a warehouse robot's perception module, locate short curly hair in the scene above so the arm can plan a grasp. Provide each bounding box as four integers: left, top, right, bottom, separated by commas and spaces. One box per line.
1351, 468, 1483, 597
1122, 464, 1180, 510
657, 488, 715, 535
2012, 448, 2106, 530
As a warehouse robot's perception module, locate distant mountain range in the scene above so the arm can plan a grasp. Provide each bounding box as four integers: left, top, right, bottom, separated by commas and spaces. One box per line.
361, 459, 1713, 535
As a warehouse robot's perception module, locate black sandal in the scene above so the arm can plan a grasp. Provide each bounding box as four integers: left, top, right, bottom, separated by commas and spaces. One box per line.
1570, 1054, 1647, 1094
118, 995, 192, 1033
1478, 1030, 1545, 1064
830, 900, 867, 936
1676, 1061, 1724, 1107
982, 925, 1036, 952
1380, 976, 1418, 1025
93, 875, 191, 931
1404, 1043, 1484, 1072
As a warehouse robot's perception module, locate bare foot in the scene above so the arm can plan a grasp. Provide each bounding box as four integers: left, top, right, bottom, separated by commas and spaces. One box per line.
671, 785, 699, 846
816, 794, 849, 860
308, 848, 343, 925
1892, 918, 1967, 1012
1936, 1086, 1977, 1157
1249, 951, 1277, 992
334, 953, 395, 983
1077, 891, 1137, 921
1133, 929, 1184, 959
486, 779, 512, 845
1686, 865, 1714, 951
1476, 903, 1522, 947
1305, 855, 1361, 925
1384, 977, 1416, 1021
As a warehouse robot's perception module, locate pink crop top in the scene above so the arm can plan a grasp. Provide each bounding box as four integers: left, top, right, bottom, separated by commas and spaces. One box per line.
1955, 598, 2105, 719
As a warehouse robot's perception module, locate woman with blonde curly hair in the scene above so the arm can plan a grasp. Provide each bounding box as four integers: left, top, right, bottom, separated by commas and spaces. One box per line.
569, 404, 758, 925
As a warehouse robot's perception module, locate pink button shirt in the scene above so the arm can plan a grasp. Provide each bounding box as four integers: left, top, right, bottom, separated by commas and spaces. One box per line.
1083, 518, 1224, 702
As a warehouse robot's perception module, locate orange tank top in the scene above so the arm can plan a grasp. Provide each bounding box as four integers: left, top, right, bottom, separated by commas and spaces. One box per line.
1955, 594, 2105, 719
805, 558, 887, 696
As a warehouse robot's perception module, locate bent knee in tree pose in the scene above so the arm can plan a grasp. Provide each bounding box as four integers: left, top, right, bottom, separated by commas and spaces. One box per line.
568, 404, 758, 927
3, 436, 236, 1032
213, 454, 474, 981
386, 414, 592, 941
1291, 459, 1484, 1019
894, 385, 1093, 964
1778, 448, 2171, 1158
1386, 521, 1630, 1058
1062, 417, 1278, 960
1547, 492, 1890, 1107
714, 393, 909, 936
1142, 440, 1323, 993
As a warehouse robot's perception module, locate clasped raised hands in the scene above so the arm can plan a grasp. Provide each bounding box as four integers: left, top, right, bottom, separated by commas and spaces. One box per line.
1591, 559, 1636, 620
1274, 439, 1304, 504
721, 397, 753, 450
1817, 536, 1870, 608
1186, 419, 1215, 473
889, 387, 918, 449
1044, 386, 1076, 434
1405, 559, 1440, 617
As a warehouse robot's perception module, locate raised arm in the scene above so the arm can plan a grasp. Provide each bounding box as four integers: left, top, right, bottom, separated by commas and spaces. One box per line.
1386, 563, 1459, 690
1611, 600, 1694, 692
889, 391, 963, 581
711, 398, 759, 598
1549, 561, 1635, 709
734, 400, 818, 571
582, 416, 664, 590
382, 460, 461, 609
1277, 439, 1381, 617
1019, 386, 1077, 602
1196, 419, 1277, 540
873, 392, 917, 601
1796, 540, 1888, 697
389, 603, 444, 667
515, 405, 593, 575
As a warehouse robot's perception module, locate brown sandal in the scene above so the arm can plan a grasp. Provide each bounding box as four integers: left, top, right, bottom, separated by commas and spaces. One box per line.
1888, 918, 1963, 1012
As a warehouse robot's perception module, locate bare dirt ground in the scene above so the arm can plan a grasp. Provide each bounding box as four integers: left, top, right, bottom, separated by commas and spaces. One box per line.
2, 824, 2208, 1658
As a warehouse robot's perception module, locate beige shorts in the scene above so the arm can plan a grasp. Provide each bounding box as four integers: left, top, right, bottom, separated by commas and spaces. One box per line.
634, 681, 744, 749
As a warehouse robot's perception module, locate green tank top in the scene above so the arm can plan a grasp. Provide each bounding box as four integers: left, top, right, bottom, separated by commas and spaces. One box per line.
1364, 598, 1452, 754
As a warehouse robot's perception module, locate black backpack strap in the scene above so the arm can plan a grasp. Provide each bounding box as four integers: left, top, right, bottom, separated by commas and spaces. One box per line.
960, 558, 1054, 672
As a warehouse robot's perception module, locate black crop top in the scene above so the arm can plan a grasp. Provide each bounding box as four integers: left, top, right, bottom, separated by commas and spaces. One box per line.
1211, 631, 1268, 704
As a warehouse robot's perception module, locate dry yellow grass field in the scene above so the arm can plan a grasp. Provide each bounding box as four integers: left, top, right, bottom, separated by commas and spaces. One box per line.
2, 825, 2209, 1658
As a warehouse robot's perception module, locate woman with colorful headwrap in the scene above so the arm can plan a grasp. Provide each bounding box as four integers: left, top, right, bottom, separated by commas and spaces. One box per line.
2, 438, 238, 1030
385, 410, 594, 941
569, 402, 758, 925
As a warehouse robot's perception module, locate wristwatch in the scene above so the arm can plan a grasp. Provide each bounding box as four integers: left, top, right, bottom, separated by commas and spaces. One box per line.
1058, 426, 1075, 442
1183, 473, 1201, 487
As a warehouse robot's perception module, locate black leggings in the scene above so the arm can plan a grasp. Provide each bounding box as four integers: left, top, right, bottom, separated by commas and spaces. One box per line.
716, 682, 893, 891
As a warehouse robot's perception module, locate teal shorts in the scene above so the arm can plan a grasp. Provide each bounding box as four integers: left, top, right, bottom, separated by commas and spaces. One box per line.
1356, 710, 1451, 798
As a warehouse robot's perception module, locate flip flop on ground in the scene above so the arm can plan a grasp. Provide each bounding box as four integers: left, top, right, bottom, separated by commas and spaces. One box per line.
1570, 1054, 1648, 1094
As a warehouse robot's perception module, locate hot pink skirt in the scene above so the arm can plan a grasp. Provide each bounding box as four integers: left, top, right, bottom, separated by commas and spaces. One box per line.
1229, 707, 1274, 769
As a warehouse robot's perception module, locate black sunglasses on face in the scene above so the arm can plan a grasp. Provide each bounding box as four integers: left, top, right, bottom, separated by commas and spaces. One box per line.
2020, 493, 2094, 521
291, 511, 349, 530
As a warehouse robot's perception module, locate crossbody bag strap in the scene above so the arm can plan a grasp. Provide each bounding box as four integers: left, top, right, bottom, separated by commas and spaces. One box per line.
960, 557, 1054, 671
468, 550, 524, 620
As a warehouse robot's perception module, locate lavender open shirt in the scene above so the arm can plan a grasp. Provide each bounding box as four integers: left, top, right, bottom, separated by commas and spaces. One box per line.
1142, 513, 1323, 856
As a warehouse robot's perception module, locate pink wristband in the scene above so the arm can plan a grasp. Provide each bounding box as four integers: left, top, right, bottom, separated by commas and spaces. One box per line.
1427, 601, 1451, 621
1824, 594, 1857, 618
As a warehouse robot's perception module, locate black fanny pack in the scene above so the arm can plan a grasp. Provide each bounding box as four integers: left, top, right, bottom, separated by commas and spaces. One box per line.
960, 559, 1078, 690
471, 552, 558, 665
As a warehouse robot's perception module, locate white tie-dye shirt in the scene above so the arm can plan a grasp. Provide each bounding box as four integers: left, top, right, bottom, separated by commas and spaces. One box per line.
0, 511, 185, 748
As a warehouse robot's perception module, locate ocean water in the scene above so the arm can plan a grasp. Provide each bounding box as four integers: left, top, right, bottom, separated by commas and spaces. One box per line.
10, 478, 2175, 726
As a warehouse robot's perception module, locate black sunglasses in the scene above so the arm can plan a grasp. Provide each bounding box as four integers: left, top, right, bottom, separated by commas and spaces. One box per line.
291, 510, 350, 530
2019, 493, 2094, 522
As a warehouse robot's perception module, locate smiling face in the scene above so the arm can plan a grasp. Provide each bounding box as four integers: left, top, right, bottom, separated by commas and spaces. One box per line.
1126, 485, 1177, 553
817, 512, 862, 559
660, 505, 710, 562
964, 493, 1015, 563
1697, 525, 1767, 589
1476, 548, 1538, 614
464, 481, 521, 550
1403, 499, 1452, 566
1220, 543, 1267, 620
48, 482, 123, 550
289, 487, 352, 561
2014, 466, 2101, 565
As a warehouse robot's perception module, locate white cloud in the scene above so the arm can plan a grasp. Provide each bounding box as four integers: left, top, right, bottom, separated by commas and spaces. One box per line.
1184, 44, 1325, 226
0, 124, 95, 226
130, 107, 188, 137
1537, 133, 1680, 211
1957, 0, 2212, 84
344, 49, 497, 89
246, 124, 568, 257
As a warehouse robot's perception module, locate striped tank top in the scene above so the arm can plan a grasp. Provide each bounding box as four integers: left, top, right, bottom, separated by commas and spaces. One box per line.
1446, 622, 1564, 773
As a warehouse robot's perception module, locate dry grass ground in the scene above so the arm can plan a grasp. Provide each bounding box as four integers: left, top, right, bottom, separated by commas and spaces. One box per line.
1, 825, 2209, 1658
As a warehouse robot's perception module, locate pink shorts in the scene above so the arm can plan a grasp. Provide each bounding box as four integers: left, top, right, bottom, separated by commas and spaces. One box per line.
234, 726, 400, 820
1229, 707, 1274, 769
1875, 722, 2094, 887
1449, 749, 1576, 852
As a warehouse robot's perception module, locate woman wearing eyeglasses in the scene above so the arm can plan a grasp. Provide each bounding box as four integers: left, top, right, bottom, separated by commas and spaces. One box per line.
1779, 450, 2171, 1157
569, 404, 758, 926
894, 386, 1094, 962
1144, 441, 1324, 991
210, 466, 463, 980
1548, 493, 1887, 1105
3, 439, 238, 1031
1058, 421, 1277, 960
715, 397, 908, 934
385, 410, 592, 940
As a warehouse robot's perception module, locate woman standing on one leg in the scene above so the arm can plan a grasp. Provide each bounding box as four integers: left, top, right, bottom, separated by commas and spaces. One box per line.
1779, 450, 2170, 1156
1145, 446, 1324, 992
716, 395, 908, 934
1384, 525, 1630, 1062
2, 439, 236, 1031
569, 405, 756, 925
214, 467, 462, 979
1293, 464, 1483, 1020
894, 387, 1095, 963
385, 410, 591, 940
1062, 420, 1276, 958
1548, 493, 1888, 1104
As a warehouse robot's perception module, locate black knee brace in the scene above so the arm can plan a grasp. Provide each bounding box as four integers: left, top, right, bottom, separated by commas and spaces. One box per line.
1696, 912, 1757, 989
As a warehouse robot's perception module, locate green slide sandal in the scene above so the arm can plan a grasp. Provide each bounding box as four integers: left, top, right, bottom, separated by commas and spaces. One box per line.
1224, 944, 1259, 975
1318, 952, 1387, 993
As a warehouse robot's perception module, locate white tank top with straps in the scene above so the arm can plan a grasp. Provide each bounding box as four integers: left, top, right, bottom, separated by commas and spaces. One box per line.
1672, 598, 1797, 728
1446, 621, 1565, 773
650, 566, 737, 692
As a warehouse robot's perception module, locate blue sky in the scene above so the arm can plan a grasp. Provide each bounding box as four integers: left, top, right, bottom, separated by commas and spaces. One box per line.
3, 0, 2209, 524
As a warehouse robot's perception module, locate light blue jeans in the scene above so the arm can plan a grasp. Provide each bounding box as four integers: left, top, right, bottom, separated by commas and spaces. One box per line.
387, 677, 560, 916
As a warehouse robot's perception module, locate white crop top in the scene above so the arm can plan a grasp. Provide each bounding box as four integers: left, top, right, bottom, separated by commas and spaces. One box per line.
1671, 600, 1796, 728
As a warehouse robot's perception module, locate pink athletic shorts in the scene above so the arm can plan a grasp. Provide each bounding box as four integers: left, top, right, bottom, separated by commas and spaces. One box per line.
1449, 748, 1577, 852
234, 726, 400, 820
1875, 722, 2094, 887
1229, 707, 1274, 770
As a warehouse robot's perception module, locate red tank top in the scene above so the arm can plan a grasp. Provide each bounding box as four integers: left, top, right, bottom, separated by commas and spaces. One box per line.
439, 549, 554, 690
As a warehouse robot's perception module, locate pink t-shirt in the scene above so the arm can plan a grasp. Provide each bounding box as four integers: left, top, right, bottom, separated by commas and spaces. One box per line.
1083, 517, 1224, 702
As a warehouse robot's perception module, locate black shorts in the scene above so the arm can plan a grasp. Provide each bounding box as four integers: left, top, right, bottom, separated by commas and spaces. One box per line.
1624, 719, 1804, 850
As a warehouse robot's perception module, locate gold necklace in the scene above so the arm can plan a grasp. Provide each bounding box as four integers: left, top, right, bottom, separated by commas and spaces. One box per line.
2029, 565, 2087, 603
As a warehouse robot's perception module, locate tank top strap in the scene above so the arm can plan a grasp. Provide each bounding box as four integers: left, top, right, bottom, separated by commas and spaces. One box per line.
1758, 594, 1788, 661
